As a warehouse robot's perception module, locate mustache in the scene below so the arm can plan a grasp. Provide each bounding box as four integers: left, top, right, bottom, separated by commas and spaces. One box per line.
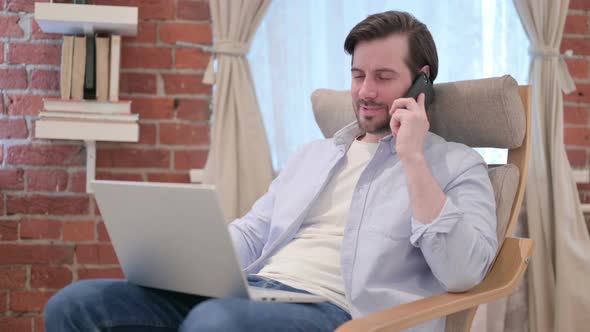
357, 100, 389, 109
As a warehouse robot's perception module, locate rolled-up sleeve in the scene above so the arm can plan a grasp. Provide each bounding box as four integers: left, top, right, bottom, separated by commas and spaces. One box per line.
409, 150, 498, 292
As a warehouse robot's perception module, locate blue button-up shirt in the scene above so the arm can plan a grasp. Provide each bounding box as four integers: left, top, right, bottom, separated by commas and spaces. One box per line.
229, 122, 497, 331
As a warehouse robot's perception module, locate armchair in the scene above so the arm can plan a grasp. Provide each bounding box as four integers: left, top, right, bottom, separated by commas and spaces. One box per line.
310, 75, 533, 332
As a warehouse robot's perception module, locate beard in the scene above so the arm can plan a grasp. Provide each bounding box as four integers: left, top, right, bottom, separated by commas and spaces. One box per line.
354, 99, 391, 135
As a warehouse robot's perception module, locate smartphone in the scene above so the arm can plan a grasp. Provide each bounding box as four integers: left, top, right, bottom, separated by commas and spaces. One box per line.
405, 72, 434, 109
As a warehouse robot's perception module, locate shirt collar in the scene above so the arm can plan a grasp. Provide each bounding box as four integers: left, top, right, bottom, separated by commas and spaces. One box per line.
332, 121, 397, 155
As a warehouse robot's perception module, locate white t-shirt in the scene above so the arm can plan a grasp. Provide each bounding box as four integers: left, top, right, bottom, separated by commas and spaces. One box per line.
256, 139, 378, 311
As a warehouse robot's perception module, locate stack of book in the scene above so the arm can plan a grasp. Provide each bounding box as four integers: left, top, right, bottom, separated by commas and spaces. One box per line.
59, 34, 122, 102
36, 34, 139, 142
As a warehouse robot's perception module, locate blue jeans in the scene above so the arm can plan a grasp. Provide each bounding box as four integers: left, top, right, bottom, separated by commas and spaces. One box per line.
44, 275, 351, 331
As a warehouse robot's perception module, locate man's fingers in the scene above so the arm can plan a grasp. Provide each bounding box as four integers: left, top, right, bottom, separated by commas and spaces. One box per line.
417, 93, 425, 109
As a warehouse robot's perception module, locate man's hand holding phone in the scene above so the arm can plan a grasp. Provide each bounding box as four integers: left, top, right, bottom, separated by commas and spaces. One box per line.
389, 93, 429, 161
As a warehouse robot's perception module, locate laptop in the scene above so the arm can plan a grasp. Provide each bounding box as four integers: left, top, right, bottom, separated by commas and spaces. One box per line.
91, 180, 326, 303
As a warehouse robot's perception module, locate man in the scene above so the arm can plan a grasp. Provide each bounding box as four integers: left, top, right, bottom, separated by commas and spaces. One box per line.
45, 11, 497, 332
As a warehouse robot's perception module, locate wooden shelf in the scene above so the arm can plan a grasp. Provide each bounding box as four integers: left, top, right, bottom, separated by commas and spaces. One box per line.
35, 119, 139, 142
34, 2, 138, 36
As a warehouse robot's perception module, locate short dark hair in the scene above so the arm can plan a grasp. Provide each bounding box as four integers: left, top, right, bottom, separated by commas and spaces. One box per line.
344, 11, 439, 82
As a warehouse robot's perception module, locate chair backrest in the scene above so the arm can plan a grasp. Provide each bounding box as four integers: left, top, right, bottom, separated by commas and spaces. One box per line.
310, 76, 531, 332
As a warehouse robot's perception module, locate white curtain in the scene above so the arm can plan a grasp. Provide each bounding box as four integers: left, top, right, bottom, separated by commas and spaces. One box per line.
202, 0, 274, 221
249, 0, 530, 171
513, 1, 590, 331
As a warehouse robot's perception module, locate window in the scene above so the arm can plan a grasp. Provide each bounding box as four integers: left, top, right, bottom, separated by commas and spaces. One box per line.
249, 1, 529, 170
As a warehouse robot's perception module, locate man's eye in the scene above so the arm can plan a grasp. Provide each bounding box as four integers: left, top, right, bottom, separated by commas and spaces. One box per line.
353, 75, 365, 79
378, 76, 393, 81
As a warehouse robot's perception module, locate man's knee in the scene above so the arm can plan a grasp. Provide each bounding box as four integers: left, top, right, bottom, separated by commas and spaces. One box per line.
180, 298, 249, 332
44, 279, 122, 331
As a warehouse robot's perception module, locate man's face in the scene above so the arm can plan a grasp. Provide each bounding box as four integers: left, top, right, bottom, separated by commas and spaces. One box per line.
351, 34, 414, 135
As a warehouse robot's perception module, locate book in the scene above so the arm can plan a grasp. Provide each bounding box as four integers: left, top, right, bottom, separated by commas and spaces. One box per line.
95, 36, 110, 102
60, 35, 74, 99
43, 98, 131, 115
84, 35, 96, 99
35, 118, 139, 142
39, 111, 138, 123
109, 35, 121, 102
71, 36, 87, 100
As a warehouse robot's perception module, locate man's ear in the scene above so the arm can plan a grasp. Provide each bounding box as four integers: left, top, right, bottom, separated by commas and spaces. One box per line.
420, 65, 431, 80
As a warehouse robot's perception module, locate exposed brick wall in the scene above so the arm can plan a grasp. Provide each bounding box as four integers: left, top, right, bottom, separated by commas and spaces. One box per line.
564, 2, 590, 214
0, 0, 211, 330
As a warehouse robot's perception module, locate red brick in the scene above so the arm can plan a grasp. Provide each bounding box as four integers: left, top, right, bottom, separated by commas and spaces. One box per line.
0, 146, 3, 165
0, 119, 28, 139
0, 244, 73, 264
9, 43, 61, 65
566, 58, 589, 79
163, 74, 211, 94
131, 97, 174, 119
31, 69, 60, 91
0, 317, 32, 331
31, 266, 72, 289
0, 16, 24, 38
0, 219, 18, 241
147, 172, 190, 183
123, 22, 157, 44
7, 195, 89, 215
564, 83, 590, 103
176, 47, 210, 70
10, 291, 55, 312
97, 221, 110, 242
0, 291, 6, 313
176, 99, 210, 121
177, 0, 210, 21
570, 0, 590, 10
70, 171, 87, 193
0, 193, 4, 216
561, 38, 590, 56
565, 127, 590, 146
97, 148, 170, 168
121, 46, 172, 69
139, 123, 157, 145
139, 0, 175, 20
0, 266, 26, 289
32, 19, 61, 40
564, 15, 589, 35
0, 168, 25, 190
119, 73, 157, 94
6, 144, 85, 166
565, 106, 589, 125
7, 0, 39, 13
27, 169, 68, 192
160, 23, 212, 45
567, 149, 587, 168
75, 244, 119, 264
19, 218, 62, 239
35, 316, 45, 332
0, 42, 3, 63
174, 149, 208, 170
78, 267, 124, 280
0, 68, 27, 89
7, 94, 45, 116
92, 0, 138, 6
160, 123, 209, 145
63, 221, 95, 241
96, 172, 143, 182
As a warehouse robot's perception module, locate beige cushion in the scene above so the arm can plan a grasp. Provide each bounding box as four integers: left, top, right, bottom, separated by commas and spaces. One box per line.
488, 164, 520, 246
311, 75, 525, 149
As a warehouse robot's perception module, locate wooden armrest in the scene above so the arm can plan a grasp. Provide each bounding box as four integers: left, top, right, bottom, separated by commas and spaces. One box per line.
336, 237, 534, 332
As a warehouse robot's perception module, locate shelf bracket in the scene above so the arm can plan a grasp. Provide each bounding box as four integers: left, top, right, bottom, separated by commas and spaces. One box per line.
85, 140, 96, 193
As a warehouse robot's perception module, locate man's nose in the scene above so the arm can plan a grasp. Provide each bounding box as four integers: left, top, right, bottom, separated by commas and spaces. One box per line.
358, 79, 377, 100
